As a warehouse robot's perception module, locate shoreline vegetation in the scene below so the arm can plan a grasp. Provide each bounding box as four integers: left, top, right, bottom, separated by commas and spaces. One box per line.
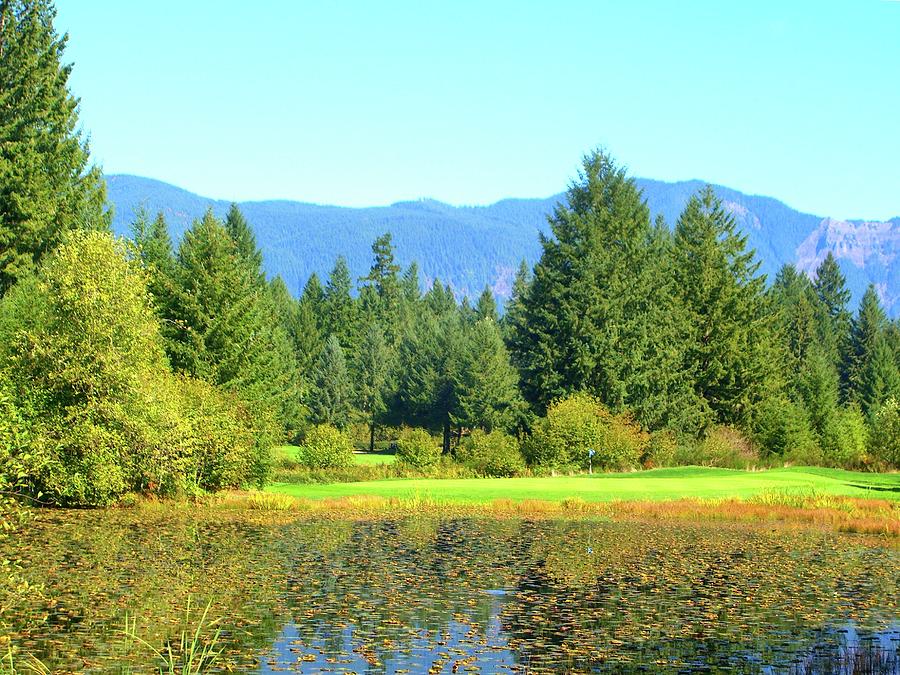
102, 466, 899, 537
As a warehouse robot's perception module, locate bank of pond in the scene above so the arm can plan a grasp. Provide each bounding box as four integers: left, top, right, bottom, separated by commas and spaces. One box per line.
3, 503, 899, 673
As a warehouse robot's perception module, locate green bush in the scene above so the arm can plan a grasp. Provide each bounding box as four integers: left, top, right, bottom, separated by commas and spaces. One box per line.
0, 232, 274, 505
524, 393, 645, 471
753, 396, 819, 460
869, 398, 900, 469
820, 406, 868, 469
296, 424, 354, 469
396, 427, 441, 468
675, 426, 760, 469
457, 429, 525, 477
641, 429, 678, 468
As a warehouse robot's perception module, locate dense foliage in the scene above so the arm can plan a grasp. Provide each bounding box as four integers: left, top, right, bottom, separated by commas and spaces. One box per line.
0, 2, 898, 511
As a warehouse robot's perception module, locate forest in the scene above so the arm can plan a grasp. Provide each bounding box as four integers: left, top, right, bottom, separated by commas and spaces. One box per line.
1, 0, 900, 513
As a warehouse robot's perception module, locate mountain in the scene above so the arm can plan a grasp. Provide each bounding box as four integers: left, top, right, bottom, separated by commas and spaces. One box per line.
104, 174, 900, 315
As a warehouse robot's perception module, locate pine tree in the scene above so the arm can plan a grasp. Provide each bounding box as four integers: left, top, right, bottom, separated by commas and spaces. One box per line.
0, 0, 109, 294
164, 209, 301, 434
671, 185, 769, 427
224, 203, 264, 284
355, 321, 390, 451
857, 335, 900, 416
503, 259, 531, 351
813, 252, 852, 389
795, 345, 840, 436
511, 150, 692, 429
359, 233, 402, 344
398, 311, 465, 453
311, 334, 353, 429
770, 265, 822, 378
424, 279, 456, 317
475, 286, 499, 323
847, 285, 890, 411
323, 257, 356, 348
454, 318, 522, 432
131, 209, 176, 309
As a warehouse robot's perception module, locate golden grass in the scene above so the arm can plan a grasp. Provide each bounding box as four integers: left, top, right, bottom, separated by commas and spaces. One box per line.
195, 489, 900, 537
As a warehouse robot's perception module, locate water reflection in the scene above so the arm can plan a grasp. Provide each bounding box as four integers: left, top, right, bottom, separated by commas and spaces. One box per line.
3, 511, 898, 673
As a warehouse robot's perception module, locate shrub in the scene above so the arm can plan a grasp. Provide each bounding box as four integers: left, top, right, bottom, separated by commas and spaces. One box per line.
753, 396, 819, 459
821, 406, 868, 469
524, 393, 645, 470
675, 426, 760, 469
869, 398, 900, 469
641, 429, 678, 468
396, 427, 441, 468
457, 429, 525, 477
296, 424, 354, 469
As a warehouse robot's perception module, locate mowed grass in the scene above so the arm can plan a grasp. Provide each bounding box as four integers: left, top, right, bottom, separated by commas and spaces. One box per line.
274, 445, 396, 466
267, 466, 900, 504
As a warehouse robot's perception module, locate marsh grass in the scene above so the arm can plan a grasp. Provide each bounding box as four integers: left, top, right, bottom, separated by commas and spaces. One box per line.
213, 490, 899, 536
121, 597, 223, 674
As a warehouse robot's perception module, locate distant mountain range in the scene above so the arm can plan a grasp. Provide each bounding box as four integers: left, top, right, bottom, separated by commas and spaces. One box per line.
105, 174, 900, 316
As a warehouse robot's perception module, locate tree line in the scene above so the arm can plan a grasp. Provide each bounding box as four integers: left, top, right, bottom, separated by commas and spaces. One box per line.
1, 0, 899, 510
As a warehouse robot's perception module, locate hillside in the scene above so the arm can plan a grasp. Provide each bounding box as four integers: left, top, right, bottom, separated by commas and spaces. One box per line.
105, 174, 899, 314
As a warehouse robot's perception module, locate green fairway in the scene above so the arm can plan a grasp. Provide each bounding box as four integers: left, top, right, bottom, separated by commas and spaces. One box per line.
274, 445, 396, 466
351, 451, 396, 465
267, 466, 900, 503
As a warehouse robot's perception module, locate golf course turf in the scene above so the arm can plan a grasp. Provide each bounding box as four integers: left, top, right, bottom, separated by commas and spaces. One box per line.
267, 466, 899, 504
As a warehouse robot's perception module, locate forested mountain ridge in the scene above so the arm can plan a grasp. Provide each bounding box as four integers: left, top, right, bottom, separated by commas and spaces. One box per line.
105, 174, 900, 314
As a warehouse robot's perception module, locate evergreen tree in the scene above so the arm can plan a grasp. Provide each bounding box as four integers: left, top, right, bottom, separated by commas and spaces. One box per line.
355, 321, 390, 452
454, 318, 523, 432
401, 262, 421, 304
847, 285, 890, 411
503, 259, 531, 350
323, 257, 356, 348
857, 335, 900, 416
310, 335, 353, 429
0, 0, 109, 294
130, 209, 176, 308
475, 286, 499, 322
813, 252, 852, 389
795, 345, 840, 436
424, 279, 457, 317
224, 203, 264, 283
671, 185, 769, 427
359, 233, 402, 344
398, 311, 465, 453
301, 273, 326, 327
511, 150, 693, 429
165, 209, 301, 434
770, 266, 818, 365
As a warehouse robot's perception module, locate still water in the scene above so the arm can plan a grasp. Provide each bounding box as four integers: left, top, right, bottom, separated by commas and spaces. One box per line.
4, 509, 898, 673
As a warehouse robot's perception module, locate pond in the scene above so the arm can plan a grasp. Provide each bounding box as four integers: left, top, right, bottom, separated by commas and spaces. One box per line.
3, 508, 898, 673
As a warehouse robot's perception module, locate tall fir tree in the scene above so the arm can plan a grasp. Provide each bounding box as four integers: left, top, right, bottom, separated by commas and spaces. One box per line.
671, 185, 770, 428
846, 285, 891, 412
398, 310, 465, 454
359, 233, 402, 344
475, 286, 499, 323
0, 0, 109, 294
511, 150, 694, 430
164, 209, 301, 435
130, 209, 176, 309
224, 203, 264, 284
323, 256, 356, 349
453, 318, 523, 432
310, 334, 353, 429
503, 259, 531, 352
354, 321, 390, 452
813, 252, 852, 390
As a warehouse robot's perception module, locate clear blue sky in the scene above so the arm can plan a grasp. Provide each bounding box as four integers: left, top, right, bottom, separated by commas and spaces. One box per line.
56, 1, 899, 220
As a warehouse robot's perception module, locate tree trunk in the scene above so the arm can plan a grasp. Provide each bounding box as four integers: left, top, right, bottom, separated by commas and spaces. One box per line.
369, 416, 376, 453
442, 420, 451, 455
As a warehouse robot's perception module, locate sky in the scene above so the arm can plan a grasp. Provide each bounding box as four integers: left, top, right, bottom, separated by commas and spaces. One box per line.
55, 1, 899, 220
